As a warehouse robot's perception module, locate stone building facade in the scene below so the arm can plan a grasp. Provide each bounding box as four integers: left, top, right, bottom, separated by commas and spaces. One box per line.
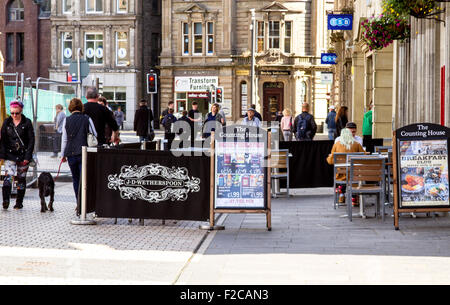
49, 0, 161, 129
160, 0, 334, 125
332, 0, 449, 140
0, 0, 51, 79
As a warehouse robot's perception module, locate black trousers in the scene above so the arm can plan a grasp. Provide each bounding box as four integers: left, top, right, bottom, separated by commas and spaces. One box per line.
164, 133, 175, 151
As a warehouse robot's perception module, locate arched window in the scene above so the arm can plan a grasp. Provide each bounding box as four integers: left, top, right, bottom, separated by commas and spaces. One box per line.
8, 0, 24, 21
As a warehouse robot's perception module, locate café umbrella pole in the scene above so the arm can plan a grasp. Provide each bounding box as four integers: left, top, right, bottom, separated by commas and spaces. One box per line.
71, 146, 96, 225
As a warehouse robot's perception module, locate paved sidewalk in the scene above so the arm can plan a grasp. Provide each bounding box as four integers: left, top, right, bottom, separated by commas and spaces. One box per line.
178, 188, 450, 285
0, 182, 208, 284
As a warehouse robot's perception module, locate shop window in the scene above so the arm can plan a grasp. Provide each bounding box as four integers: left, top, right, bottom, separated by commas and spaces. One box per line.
85, 33, 104, 65
16, 33, 24, 63
207, 22, 214, 55
8, 0, 24, 21
61, 32, 73, 65
6, 33, 14, 64
284, 21, 292, 53
182, 23, 189, 55
176, 93, 187, 114
86, 0, 103, 13
116, 32, 129, 66
193, 23, 203, 55
63, 0, 72, 14
103, 87, 127, 117
117, 0, 128, 13
241, 81, 248, 116
269, 21, 280, 49
257, 21, 265, 53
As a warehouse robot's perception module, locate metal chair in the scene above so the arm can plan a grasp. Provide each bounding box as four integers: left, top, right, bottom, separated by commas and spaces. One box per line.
346, 156, 386, 221
270, 149, 290, 197
374, 146, 392, 154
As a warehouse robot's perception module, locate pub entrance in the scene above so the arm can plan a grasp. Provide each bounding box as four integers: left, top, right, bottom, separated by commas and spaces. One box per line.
263, 82, 284, 122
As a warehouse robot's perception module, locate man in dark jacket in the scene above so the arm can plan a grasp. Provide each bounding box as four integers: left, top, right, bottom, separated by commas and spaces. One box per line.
134, 100, 154, 142
161, 108, 177, 151
325, 105, 337, 140
293, 102, 317, 141
83, 87, 120, 146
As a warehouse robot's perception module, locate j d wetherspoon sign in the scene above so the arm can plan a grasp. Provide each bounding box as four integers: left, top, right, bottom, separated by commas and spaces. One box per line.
393, 123, 450, 230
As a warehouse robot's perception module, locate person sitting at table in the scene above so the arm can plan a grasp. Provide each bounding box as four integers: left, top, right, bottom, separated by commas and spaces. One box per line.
326, 128, 365, 205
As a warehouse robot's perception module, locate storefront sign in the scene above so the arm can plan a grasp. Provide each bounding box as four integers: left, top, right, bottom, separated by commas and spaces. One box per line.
259, 70, 290, 76
188, 92, 209, 99
236, 70, 250, 76
91, 149, 210, 221
321, 72, 333, 85
327, 14, 353, 31
396, 124, 449, 209
321, 53, 338, 65
175, 77, 218, 92
214, 126, 267, 210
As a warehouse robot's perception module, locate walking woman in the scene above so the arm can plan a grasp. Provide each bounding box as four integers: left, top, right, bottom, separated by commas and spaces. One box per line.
335, 106, 349, 138
0, 100, 35, 210
280, 108, 294, 141
61, 98, 97, 201
203, 103, 224, 139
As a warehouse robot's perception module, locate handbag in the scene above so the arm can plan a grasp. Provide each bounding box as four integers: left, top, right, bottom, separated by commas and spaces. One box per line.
13, 126, 36, 166
85, 115, 98, 147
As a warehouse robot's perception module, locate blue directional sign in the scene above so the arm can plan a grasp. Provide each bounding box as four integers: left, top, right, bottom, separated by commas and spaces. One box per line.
328, 14, 353, 31
321, 53, 338, 65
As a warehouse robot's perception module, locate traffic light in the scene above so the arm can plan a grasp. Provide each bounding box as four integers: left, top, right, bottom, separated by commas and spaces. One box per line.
147, 73, 158, 94
216, 87, 223, 104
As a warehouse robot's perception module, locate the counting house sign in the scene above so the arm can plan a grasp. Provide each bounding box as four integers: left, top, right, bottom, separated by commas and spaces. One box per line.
107, 164, 201, 203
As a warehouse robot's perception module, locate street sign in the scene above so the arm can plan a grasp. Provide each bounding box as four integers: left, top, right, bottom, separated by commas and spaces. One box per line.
327, 14, 353, 31
68, 59, 90, 81
321, 53, 338, 65
321, 72, 333, 85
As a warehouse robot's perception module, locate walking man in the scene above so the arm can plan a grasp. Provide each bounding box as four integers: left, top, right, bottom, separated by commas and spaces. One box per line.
134, 100, 154, 142
294, 103, 317, 141
325, 105, 337, 140
52, 104, 66, 158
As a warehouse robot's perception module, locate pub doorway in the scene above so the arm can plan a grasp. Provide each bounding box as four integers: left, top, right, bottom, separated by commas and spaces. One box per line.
263, 82, 284, 121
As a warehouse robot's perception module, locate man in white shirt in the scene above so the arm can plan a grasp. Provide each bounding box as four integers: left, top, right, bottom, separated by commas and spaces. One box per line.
335, 122, 363, 146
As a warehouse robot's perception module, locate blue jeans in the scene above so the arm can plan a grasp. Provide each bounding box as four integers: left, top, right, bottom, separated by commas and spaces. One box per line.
139, 136, 148, 142
68, 155, 82, 200
328, 129, 336, 140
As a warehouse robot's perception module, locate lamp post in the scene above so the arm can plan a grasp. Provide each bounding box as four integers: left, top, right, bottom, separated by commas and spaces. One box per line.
250, 9, 257, 111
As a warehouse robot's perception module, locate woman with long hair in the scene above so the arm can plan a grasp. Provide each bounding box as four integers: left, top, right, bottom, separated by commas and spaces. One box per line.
335, 106, 349, 138
326, 128, 365, 204
280, 108, 294, 141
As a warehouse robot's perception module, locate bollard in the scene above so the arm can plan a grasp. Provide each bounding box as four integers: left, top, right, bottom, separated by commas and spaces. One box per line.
71, 146, 96, 225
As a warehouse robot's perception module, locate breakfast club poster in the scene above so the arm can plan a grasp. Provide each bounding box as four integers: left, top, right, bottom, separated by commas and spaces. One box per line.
399, 140, 449, 208
215, 141, 266, 209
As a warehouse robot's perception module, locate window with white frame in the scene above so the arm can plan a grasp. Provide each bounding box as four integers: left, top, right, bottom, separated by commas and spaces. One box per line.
206, 22, 214, 55
9, 0, 24, 21
284, 21, 292, 53
103, 87, 127, 117
86, 0, 103, 13
116, 32, 129, 66
193, 22, 203, 55
85, 33, 104, 65
117, 0, 127, 13
269, 21, 280, 49
61, 32, 73, 65
257, 21, 265, 53
63, 0, 72, 14
182, 23, 189, 55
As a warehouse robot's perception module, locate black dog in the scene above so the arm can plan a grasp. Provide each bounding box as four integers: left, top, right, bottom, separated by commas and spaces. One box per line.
38, 172, 54, 213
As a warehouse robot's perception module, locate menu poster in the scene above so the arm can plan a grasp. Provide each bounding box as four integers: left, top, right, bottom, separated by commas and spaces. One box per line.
399, 139, 449, 208
215, 141, 266, 209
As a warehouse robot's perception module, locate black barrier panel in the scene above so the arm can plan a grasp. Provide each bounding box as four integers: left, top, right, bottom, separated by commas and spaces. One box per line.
91, 149, 210, 221
280, 141, 335, 188
116, 141, 157, 150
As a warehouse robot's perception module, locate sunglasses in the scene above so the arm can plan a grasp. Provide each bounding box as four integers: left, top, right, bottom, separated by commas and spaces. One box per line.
10, 112, 21, 115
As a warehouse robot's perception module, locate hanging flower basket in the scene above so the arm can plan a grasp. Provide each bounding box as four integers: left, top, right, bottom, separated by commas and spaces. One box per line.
361, 15, 410, 51
383, 0, 444, 19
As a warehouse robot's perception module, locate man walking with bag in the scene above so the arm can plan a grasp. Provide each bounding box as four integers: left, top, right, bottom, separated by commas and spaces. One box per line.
294, 103, 317, 141
134, 99, 154, 142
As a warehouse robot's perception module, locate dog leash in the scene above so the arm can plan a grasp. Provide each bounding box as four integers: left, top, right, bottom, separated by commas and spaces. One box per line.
54, 158, 64, 181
